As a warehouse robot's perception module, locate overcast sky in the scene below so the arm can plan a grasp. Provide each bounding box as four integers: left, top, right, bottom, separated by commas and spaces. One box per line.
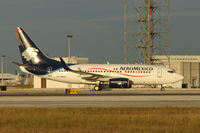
0, 0, 200, 73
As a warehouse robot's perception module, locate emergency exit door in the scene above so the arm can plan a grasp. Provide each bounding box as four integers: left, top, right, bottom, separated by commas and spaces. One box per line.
157, 68, 162, 78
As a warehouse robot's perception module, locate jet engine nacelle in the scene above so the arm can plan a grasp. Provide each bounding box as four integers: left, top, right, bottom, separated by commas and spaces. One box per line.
109, 78, 132, 88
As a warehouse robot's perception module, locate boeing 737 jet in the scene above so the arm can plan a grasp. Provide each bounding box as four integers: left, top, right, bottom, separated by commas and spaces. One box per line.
13, 27, 183, 90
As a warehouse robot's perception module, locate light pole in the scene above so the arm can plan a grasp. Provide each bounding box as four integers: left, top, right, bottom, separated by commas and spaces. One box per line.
124, 0, 127, 64
1, 55, 6, 84
66, 35, 72, 63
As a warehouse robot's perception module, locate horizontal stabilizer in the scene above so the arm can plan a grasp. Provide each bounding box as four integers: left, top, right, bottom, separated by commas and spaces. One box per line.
10, 61, 36, 68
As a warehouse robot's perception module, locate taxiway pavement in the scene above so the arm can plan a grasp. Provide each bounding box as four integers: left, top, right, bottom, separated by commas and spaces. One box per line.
1, 88, 200, 108
0, 95, 200, 108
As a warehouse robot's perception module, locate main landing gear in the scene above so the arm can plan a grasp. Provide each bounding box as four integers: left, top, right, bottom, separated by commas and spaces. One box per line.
93, 85, 103, 91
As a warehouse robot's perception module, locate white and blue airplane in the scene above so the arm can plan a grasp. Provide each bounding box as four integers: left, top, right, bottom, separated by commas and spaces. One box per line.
13, 27, 183, 90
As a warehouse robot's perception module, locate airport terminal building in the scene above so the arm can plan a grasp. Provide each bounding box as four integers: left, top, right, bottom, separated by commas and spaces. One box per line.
153, 55, 200, 88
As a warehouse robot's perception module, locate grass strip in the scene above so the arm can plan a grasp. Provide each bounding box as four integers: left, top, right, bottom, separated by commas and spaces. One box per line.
0, 107, 200, 133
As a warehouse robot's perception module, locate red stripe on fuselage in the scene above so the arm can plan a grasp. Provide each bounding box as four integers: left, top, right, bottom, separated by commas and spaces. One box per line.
88, 68, 149, 78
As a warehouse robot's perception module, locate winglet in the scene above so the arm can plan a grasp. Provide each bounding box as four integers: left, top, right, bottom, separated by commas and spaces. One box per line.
14, 27, 22, 30
59, 56, 72, 71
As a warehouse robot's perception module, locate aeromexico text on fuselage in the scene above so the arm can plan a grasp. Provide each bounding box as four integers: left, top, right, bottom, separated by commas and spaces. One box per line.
116, 66, 153, 71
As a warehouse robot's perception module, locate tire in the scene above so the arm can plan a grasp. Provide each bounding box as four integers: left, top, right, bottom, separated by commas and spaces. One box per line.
94, 86, 103, 91
94, 86, 100, 91
161, 87, 165, 91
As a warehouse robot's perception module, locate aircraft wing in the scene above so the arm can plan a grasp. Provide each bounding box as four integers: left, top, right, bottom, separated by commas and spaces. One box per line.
59, 57, 110, 81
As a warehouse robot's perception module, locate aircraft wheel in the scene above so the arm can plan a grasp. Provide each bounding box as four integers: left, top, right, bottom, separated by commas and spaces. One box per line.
94, 86, 102, 91
94, 86, 100, 91
161, 87, 165, 91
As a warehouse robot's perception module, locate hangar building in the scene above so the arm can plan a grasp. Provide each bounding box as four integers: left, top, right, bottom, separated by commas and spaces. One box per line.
153, 55, 200, 88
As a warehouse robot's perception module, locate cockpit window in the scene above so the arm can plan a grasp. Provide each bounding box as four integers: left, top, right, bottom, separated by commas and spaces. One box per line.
168, 69, 175, 73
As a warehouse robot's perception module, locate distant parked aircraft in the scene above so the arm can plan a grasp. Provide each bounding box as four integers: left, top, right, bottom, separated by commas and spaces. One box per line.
0, 73, 21, 85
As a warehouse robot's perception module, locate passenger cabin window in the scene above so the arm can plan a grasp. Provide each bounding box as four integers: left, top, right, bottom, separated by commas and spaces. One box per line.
168, 69, 175, 73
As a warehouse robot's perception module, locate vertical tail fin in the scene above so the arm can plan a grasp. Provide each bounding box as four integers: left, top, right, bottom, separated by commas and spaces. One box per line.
14, 27, 48, 65
14, 27, 62, 75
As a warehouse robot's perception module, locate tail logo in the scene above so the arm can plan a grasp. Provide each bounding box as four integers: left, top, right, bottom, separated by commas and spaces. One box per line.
22, 47, 39, 63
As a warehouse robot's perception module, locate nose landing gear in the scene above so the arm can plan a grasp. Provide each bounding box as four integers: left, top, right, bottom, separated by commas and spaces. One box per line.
161, 85, 165, 91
